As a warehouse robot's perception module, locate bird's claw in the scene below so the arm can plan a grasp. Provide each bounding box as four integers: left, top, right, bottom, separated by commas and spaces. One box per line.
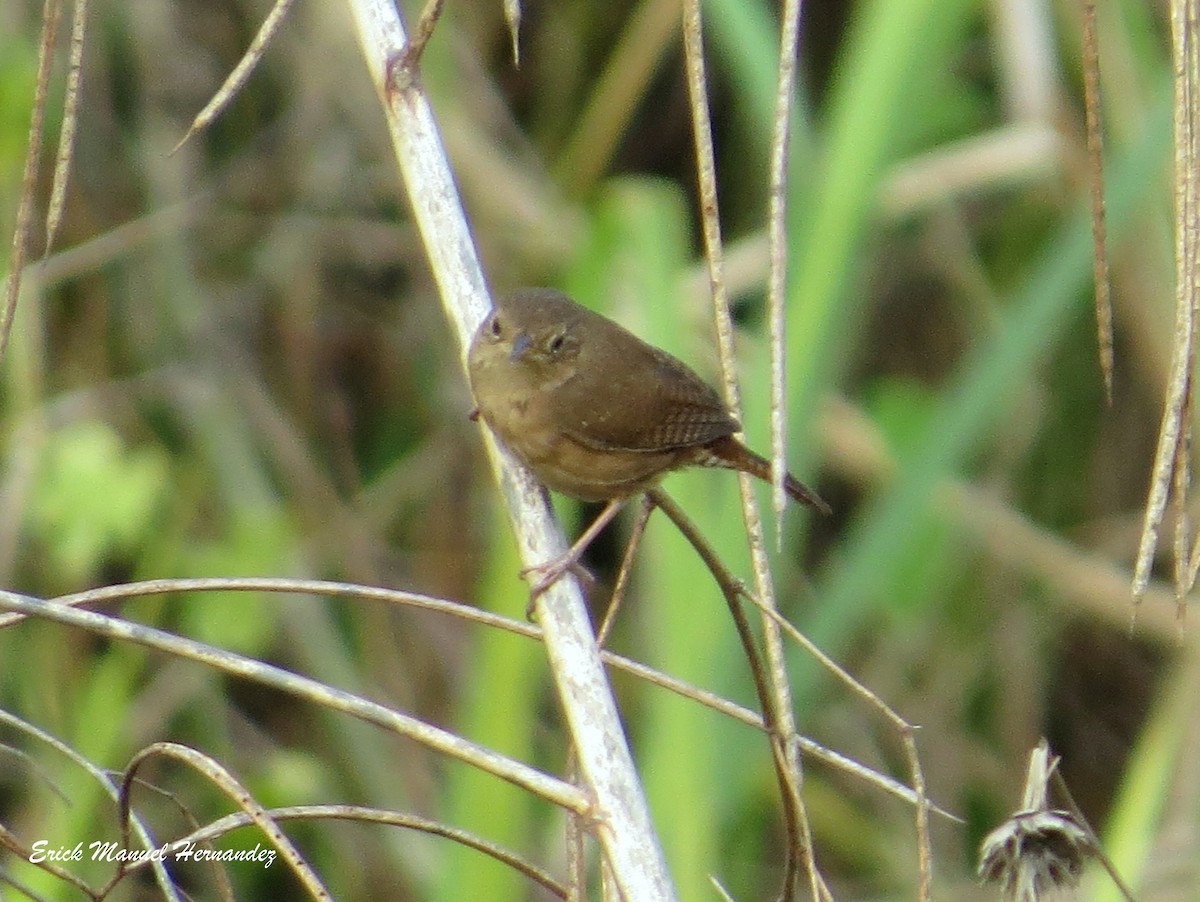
521, 558, 595, 618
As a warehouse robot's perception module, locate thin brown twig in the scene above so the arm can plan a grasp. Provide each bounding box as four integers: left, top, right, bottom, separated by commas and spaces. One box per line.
1049, 766, 1137, 902
597, 494, 655, 646
2, 0, 62, 363
1184, 391, 1200, 597
503, 0, 521, 66
16, 573, 949, 868
747, 580, 914, 725
0, 576, 782, 746
678, 2, 817, 897
45, 0, 89, 254
1081, 0, 1114, 405
744, 592, 932, 896
1180, 0, 1200, 630
563, 803, 586, 900
1174, 375, 1194, 630
0, 576, 516, 632
170, 0, 297, 155
1133, 0, 1200, 624
767, 0, 804, 536
765, 0, 830, 889
389, 0, 445, 90
5, 574, 951, 895
648, 489, 830, 902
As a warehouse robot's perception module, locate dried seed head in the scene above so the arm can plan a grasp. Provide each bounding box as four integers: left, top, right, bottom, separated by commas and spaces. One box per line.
978, 808, 1094, 900
978, 740, 1097, 901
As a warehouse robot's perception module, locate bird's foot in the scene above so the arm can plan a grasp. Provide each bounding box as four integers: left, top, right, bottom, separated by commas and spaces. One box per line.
521, 558, 595, 618
517, 497, 624, 618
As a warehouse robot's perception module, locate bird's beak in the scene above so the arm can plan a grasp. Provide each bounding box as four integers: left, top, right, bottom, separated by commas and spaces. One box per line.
509, 331, 531, 362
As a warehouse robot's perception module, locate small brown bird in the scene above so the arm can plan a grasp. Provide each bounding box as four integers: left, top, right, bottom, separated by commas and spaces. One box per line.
468, 287, 829, 595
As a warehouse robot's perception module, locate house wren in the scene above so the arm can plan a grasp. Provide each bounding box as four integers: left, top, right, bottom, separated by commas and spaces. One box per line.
468, 287, 829, 595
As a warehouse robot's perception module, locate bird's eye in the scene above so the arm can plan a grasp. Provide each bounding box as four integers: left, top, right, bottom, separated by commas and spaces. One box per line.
547, 332, 566, 354
489, 315, 503, 338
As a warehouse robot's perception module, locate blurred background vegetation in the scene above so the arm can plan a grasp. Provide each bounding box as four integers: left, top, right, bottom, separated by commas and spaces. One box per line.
0, 0, 1192, 899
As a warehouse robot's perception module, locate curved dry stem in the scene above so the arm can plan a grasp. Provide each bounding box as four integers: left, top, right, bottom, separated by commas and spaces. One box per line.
3, 573, 952, 899
120, 742, 330, 899
0, 589, 588, 814
134, 806, 566, 898
113, 775, 235, 901
0, 822, 100, 899
7, 571, 954, 826
0, 708, 182, 900
0, 576, 535, 633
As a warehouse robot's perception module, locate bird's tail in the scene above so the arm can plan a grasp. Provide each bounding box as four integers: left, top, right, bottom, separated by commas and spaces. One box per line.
703, 436, 831, 515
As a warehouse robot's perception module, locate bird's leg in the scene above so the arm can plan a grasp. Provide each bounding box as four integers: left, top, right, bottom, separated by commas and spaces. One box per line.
596, 494, 656, 643
523, 497, 626, 603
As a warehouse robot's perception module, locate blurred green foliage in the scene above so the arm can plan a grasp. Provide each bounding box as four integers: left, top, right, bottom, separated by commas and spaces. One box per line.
28, 421, 169, 584
0, 0, 1188, 899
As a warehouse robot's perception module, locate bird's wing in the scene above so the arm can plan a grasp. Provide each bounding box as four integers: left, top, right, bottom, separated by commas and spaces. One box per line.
552, 343, 739, 453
